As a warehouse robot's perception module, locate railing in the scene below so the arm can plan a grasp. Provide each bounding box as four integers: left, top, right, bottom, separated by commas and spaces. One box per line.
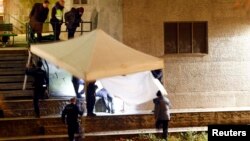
4, 13, 26, 34
26, 21, 92, 46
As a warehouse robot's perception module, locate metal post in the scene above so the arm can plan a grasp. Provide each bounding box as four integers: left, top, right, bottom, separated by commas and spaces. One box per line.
23, 51, 32, 90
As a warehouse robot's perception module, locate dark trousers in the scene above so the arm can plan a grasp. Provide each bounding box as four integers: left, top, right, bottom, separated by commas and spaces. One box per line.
51, 22, 62, 40
67, 122, 79, 141
156, 120, 169, 140
68, 28, 77, 39
87, 95, 96, 114
33, 87, 45, 117
72, 77, 81, 98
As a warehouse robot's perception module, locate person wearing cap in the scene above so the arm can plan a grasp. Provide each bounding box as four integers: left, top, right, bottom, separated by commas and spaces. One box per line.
62, 97, 83, 141
65, 7, 84, 39
26, 60, 49, 118
29, 0, 50, 42
153, 91, 171, 140
50, 0, 64, 40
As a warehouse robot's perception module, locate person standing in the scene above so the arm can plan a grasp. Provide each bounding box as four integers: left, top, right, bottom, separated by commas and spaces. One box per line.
72, 76, 84, 98
26, 60, 49, 118
62, 97, 83, 141
29, 0, 50, 42
50, 0, 64, 40
153, 91, 171, 140
86, 81, 98, 116
65, 7, 84, 39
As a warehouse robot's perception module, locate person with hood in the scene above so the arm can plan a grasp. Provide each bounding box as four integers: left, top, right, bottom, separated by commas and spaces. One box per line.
65, 7, 84, 39
153, 91, 171, 140
50, 0, 64, 40
29, 0, 50, 42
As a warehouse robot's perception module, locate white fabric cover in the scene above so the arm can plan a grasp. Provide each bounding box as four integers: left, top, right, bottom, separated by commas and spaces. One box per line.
100, 71, 165, 105
31, 29, 164, 81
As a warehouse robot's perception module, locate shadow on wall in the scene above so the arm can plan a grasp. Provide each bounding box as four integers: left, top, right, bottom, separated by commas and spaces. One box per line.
46, 62, 75, 97
91, 8, 98, 30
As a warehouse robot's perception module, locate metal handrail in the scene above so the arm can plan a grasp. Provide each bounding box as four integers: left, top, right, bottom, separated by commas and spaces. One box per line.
26, 21, 92, 45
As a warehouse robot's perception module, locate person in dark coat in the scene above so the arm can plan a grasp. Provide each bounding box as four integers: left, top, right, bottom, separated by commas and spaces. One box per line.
50, 0, 64, 40
29, 0, 49, 42
65, 7, 84, 39
86, 81, 98, 116
153, 91, 171, 140
62, 97, 83, 141
26, 60, 49, 118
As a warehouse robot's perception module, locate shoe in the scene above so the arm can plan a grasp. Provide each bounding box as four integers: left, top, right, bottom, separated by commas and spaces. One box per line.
87, 113, 96, 117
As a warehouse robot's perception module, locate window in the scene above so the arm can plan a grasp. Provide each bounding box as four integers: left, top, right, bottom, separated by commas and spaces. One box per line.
164, 21, 208, 54
73, 0, 87, 4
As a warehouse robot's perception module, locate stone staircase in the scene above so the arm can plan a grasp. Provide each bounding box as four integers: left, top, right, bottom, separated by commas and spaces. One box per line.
0, 48, 33, 99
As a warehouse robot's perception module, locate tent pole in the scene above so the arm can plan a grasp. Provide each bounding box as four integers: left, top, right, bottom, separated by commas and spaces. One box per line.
84, 80, 89, 113
23, 51, 32, 90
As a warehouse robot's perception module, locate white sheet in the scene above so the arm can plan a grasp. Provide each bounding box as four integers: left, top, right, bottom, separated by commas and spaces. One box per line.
100, 71, 166, 105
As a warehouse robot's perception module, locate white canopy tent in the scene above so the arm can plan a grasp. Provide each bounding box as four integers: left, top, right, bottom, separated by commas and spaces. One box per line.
30, 29, 165, 106
30, 29, 164, 82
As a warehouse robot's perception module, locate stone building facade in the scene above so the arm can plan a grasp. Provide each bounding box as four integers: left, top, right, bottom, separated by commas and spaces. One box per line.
123, 0, 250, 108
3, 0, 250, 109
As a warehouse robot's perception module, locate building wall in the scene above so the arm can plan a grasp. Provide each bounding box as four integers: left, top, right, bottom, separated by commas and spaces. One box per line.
123, 0, 250, 108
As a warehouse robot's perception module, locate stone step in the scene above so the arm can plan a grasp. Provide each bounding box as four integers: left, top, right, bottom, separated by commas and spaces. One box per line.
0, 68, 25, 76
0, 48, 28, 54
0, 60, 26, 68
0, 75, 32, 83
0, 90, 33, 98
1, 109, 250, 137
0, 127, 207, 141
0, 82, 33, 91
0, 55, 27, 61
2, 99, 69, 118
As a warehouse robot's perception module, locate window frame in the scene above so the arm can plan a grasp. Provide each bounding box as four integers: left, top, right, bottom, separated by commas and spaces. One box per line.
73, 0, 88, 5
164, 21, 208, 55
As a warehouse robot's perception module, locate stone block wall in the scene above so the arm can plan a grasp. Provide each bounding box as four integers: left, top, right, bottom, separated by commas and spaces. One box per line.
123, 0, 250, 108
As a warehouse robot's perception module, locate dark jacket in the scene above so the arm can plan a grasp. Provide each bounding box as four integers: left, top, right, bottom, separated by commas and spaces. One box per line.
62, 103, 83, 124
26, 68, 49, 88
29, 3, 49, 33
153, 96, 171, 120
50, 2, 64, 23
65, 8, 83, 29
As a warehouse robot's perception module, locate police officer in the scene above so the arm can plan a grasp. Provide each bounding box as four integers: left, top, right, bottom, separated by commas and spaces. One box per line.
62, 97, 83, 141
50, 0, 64, 40
26, 60, 49, 118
